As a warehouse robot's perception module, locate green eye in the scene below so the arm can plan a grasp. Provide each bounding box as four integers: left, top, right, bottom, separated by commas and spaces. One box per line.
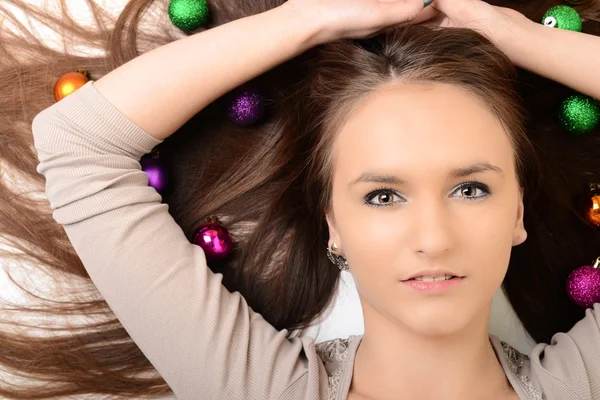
541, 5, 582, 32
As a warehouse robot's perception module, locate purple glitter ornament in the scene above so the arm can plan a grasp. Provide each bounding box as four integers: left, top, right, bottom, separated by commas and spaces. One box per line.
140, 154, 169, 193
192, 216, 232, 262
566, 257, 600, 308
226, 85, 265, 126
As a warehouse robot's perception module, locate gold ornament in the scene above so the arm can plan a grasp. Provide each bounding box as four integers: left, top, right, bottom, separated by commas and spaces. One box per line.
585, 183, 600, 227
54, 69, 90, 102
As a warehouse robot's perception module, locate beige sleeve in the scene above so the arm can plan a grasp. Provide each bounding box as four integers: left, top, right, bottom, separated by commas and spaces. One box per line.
527, 303, 600, 400
31, 81, 328, 400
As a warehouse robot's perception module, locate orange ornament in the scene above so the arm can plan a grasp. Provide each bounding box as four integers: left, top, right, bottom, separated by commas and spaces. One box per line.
585, 183, 600, 227
53, 68, 90, 102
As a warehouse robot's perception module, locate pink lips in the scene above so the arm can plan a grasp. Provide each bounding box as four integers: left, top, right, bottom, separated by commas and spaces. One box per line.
402, 276, 465, 293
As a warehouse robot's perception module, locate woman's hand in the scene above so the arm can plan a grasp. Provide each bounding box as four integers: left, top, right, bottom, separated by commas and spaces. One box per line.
283, 0, 437, 44
422, 0, 533, 54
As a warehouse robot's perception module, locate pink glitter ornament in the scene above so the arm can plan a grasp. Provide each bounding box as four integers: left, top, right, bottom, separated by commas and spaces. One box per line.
226, 85, 265, 126
192, 215, 232, 262
566, 257, 600, 308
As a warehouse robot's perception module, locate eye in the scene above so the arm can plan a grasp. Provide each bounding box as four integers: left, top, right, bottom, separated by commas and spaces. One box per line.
363, 188, 403, 208
363, 182, 492, 208
451, 181, 491, 200
543, 16, 557, 27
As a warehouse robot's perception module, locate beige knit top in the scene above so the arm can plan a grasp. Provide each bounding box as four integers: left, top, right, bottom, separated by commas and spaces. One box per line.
31, 80, 600, 400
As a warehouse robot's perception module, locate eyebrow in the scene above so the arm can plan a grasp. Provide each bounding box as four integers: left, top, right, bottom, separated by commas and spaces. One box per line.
347, 162, 504, 187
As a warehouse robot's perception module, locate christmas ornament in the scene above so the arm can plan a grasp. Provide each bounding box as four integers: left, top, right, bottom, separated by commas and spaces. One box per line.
192, 215, 233, 262
542, 5, 582, 32
566, 257, 600, 308
168, 0, 209, 31
53, 69, 90, 102
584, 183, 600, 227
226, 85, 265, 126
140, 149, 169, 193
559, 94, 600, 135
539, 8, 598, 135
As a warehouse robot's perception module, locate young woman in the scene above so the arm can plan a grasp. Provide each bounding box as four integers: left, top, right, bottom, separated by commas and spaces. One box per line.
1, 0, 599, 398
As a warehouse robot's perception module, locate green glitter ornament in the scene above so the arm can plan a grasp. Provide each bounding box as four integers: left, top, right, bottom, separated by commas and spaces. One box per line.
541, 5, 582, 32
168, 0, 209, 31
559, 94, 600, 135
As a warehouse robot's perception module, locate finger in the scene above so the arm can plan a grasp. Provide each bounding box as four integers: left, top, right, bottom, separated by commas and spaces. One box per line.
419, 13, 451, 28
409, 5, 442, 25
377, 0, 430, 24
426, 0, 476, 24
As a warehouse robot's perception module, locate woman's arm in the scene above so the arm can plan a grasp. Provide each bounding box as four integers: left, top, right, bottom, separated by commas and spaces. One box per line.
92, 0, 436, 141
528, 303, 600, 399
93, 2, 321, 140
497, 15, 600, 100
33, 78, 328, 400
31, 4, 333, 399
426, 0, 600, 100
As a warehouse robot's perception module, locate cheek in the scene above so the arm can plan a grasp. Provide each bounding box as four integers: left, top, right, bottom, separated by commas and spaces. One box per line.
333, 209, 399, 294
458, 201, 516, 290
463, 196, 518, 254
335, 208, 401, 275
337, 229, 410, 315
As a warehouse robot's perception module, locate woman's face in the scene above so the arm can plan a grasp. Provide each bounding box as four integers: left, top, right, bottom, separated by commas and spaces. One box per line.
325, 82, 527, 337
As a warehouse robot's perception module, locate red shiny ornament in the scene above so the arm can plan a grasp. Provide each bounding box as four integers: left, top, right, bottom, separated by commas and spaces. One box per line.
192, 215, 232, 262
584, 183, 600, 227
54, 69, 90, 102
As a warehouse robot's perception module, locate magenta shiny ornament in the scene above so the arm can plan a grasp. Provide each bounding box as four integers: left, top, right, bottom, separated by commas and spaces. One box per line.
140, 153, 169, 193
566, 257, 600, 308
226, 85, 265, 126
192, 215, 232, 262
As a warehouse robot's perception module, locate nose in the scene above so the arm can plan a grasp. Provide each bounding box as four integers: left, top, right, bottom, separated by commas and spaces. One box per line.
409, 195, 455, 258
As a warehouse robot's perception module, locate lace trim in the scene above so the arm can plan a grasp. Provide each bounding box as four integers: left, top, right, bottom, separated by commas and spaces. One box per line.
500, 341, 544, 400
315, 337, 351, 400
316, 337, 544, 400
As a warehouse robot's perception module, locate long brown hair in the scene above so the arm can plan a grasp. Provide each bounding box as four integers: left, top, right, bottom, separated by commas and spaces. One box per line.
1, 0, 599, 398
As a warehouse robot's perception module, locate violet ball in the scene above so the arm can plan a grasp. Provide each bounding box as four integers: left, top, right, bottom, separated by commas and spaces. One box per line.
140, 157, 169, 193
226, 86, 265, 126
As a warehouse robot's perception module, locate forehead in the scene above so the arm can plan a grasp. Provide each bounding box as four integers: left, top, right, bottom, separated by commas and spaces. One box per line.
331, 82, 515, 182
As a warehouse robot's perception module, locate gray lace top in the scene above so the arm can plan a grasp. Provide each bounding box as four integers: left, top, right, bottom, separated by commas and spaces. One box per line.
316, 335, 543, 400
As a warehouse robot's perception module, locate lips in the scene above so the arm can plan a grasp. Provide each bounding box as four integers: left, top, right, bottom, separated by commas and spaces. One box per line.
403, 276, 465, 292
407, 274, 457, 282
403, 271, 465, 281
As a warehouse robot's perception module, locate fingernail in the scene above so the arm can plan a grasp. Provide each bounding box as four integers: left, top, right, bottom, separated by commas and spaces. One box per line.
423, 0, 434, 6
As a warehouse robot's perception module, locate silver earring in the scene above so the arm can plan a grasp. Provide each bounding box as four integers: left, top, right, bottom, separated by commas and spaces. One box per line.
326, 245, 349, 271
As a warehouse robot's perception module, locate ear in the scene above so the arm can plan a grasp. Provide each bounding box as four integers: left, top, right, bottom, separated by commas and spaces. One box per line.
512, 187, 527, 246
325, 211, 342, 252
